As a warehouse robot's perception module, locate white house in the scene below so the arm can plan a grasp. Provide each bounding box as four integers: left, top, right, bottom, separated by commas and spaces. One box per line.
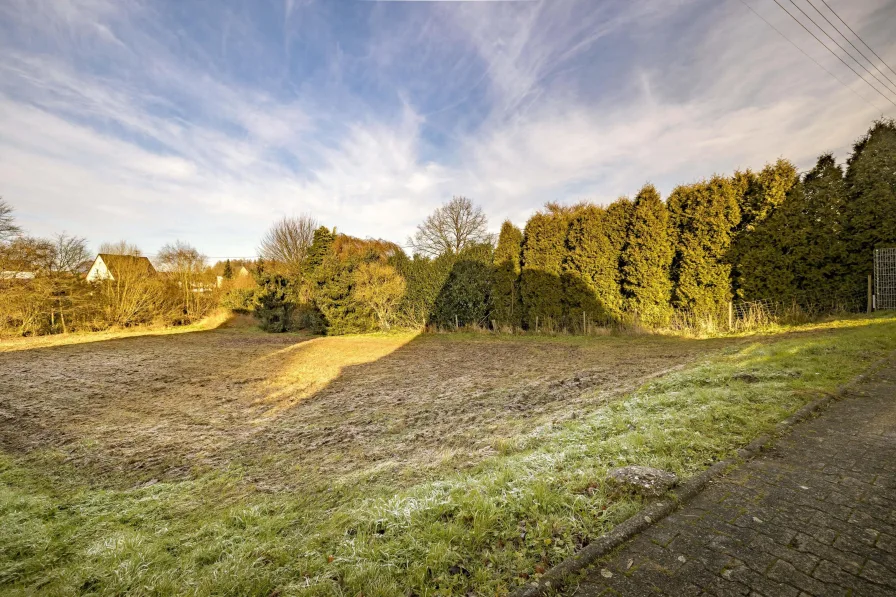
216, 265, 251, 288
86, 254, 156, 282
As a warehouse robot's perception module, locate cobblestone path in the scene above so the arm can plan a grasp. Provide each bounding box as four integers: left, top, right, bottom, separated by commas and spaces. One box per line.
571, 363, 896, 596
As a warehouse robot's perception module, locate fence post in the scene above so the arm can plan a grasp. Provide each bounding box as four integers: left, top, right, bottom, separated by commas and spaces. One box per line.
867, 274, 873, 314
536, 315, 539, 334
582, 311, 586, 335
455, 314, 459, 329
727, 301, 734, 330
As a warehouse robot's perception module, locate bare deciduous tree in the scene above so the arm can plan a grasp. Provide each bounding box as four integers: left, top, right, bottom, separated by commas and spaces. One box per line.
259, 215, 318, 277
157, 240, 210, 320
0, 236, 55, 273
51, 233, 91, 274
409, 196, 490, 257
97, 257, 164, 327
0, 197, 22, 243
98, 240, 142, 256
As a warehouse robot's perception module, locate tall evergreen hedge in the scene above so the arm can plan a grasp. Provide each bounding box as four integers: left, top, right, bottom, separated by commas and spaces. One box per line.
520, 206, 574, 328
563, 204, 627, 324
431, 243, 493, 328
841, 119, 896, 294
250, 120, 896, 336
668, 176, 740, 314
729, 160, 799, 298
785, 154, 848, 298
621, 185, 673, 326
491, 221, 523, 328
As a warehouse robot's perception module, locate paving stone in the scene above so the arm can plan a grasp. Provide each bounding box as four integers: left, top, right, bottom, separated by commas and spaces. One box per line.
564, 362, 896, 597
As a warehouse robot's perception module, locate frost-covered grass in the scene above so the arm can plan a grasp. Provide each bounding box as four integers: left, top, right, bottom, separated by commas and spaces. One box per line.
2, 314, 896, 596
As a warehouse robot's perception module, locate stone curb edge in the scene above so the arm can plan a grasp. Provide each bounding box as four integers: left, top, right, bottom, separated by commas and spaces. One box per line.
510, 354, 894, 597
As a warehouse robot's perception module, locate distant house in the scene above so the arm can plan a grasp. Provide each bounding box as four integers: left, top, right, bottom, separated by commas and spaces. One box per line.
216, 265, 251, 288
86, 254, 156, 282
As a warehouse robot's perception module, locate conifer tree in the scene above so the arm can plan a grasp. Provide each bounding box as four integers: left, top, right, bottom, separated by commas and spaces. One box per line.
785, 154, 847, 298
729, 160, 799, 298
222, 259, 233, 280
733, 159, 799, 232
563, 203, 628, 323
620, 185, 674, 326
491, 221, 523, 328
841, 119, 896, 293
303, 226, 336, 280
734, 155, 848, 301
431, 243, 493, 328
603, 197, 633, 314
520, 205, 575, 329
668, 176, 740, 314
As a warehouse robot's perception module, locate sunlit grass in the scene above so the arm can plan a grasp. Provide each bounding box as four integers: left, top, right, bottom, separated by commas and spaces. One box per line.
0, 309, 249, 353
2, 315, 895, 596
252, 332, 419, 416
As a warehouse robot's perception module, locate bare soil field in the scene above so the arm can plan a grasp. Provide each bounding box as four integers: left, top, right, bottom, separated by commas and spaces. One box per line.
0, 324, 727, 491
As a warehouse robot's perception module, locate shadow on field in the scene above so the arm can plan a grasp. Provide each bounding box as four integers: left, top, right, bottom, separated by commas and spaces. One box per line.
249, 328, 726, 487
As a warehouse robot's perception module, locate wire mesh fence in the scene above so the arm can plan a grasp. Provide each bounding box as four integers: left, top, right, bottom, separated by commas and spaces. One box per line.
874, 248, 896, 310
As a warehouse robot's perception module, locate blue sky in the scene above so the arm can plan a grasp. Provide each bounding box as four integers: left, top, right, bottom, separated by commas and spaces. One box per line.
1, 0, 895, 259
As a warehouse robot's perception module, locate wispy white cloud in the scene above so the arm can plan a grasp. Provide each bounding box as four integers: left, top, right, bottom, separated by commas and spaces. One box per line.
0, 0, 894, 256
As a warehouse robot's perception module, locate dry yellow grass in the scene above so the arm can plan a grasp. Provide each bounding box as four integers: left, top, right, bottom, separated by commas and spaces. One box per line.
0, 308, 239, 353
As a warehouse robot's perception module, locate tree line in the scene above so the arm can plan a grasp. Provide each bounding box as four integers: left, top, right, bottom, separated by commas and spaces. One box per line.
3, 119, 894, 337
241, 119, 895, 335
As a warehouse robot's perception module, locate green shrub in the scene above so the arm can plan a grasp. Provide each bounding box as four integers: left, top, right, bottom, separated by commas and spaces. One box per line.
430, 244, 493, 328
491, 221, 523, 329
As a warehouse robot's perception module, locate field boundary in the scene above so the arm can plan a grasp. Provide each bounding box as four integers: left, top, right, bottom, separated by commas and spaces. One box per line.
511, 352, 895, 597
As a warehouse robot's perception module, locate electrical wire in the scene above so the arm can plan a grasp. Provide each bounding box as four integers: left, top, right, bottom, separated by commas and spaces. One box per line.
782, 0, 896, 105
818, 0, 896, 81
770, 0, 896, 109
804, 0, 896, 94
735, 0, 883, 112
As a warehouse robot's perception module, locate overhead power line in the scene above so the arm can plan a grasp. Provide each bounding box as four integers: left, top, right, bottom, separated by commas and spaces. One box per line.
818, 0, 896, 82
735, 0, 883, 112
770, 0, 896, 109
805, 0, 896, 94
783, 0, 896, 102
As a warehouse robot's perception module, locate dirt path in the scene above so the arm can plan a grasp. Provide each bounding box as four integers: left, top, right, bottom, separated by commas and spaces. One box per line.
570, 361, 896, 596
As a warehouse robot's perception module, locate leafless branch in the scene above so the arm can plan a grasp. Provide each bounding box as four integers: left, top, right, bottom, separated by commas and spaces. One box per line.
409, 196, 490, 257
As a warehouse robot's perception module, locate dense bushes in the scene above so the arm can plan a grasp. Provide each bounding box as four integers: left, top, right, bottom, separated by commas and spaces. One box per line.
520, 205, 578, 328
668, 176, 740, 315
621, 185, 674, 327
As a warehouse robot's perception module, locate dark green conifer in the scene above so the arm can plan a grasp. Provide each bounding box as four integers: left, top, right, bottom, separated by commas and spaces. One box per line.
620, 185, 674, 326
491, 221, 523, 328
431, 243, 493, 328
563, 203, 628, 324
668, 176, 740, 314
841, 119, 896, 293
520, 205, 575, 329
786, 155, 848, 298
729, 160, 799, 298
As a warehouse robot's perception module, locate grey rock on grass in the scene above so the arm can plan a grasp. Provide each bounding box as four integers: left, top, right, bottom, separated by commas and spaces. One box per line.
608, 465, 678, 497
